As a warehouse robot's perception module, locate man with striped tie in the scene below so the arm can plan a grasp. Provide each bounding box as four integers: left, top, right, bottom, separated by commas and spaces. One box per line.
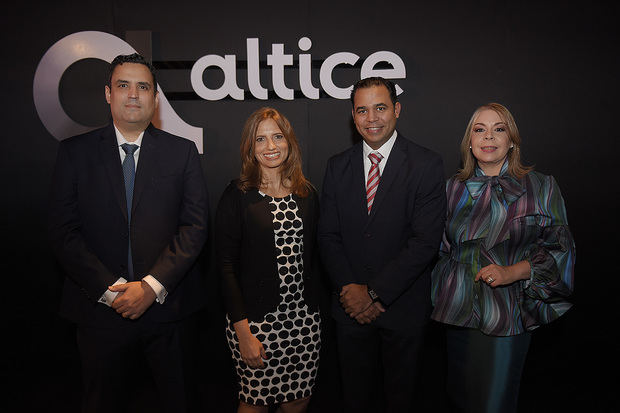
318, 77, 447, 413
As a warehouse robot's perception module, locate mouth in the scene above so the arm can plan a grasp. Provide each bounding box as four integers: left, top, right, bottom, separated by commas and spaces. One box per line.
365, 126, 383, 133
263, 152, 281, 160
480, 146, 497, 153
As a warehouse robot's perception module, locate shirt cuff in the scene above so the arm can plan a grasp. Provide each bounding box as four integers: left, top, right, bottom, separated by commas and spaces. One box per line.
98, 277, 128, 307
142, 275, 168, 304
522, 257, 534, 289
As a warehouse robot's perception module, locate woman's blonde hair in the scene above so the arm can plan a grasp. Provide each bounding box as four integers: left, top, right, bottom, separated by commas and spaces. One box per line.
456, 102, 532, 181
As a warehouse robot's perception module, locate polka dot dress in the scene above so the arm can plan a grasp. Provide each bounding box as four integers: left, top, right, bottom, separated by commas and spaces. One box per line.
226, 194, 321, 406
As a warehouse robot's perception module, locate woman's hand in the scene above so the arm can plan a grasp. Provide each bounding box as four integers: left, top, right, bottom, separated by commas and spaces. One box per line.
475, 261, 531, 287
233, 319, 268, 368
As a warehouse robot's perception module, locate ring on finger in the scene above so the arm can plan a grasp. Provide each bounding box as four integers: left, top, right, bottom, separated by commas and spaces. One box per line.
486, 276, 494, 283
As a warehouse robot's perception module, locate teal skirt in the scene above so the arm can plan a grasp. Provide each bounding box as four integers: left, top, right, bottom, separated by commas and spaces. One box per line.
445, 326, 531, 413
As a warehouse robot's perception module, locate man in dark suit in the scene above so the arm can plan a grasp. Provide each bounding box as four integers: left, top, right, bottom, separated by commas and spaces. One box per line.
49, 53, 208, 412
318, 77, 446, 412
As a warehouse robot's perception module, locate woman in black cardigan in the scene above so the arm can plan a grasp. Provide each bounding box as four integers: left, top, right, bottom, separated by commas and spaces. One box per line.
215, 107, 321, 413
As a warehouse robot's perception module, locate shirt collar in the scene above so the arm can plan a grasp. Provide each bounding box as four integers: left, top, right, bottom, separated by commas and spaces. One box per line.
362, 129, 398, 159
113, 124, 145, 147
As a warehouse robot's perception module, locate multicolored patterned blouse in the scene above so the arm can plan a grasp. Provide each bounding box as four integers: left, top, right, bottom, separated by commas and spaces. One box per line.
431, 162, 575, 336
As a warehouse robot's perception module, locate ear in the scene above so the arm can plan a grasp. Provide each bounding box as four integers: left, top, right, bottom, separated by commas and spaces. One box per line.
154, 89, 159, 109
394, 102, 401, 119
105, 85, 111, 104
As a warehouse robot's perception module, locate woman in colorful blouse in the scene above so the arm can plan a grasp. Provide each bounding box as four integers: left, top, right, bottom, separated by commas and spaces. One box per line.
431, 103, 575, 413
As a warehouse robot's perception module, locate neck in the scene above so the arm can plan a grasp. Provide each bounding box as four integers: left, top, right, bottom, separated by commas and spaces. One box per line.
259, 168, 290, 198
478, 161, 503, 177
115, 122, 147, 142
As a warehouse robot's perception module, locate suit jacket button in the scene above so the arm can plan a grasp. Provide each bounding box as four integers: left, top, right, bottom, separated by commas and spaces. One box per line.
364, 233, 371, 238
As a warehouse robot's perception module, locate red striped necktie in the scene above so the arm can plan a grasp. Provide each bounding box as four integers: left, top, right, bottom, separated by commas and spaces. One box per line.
366, 152, 383, 214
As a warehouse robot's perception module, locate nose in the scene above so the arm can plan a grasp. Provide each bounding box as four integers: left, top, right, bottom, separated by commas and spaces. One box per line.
128, 84, 139, 99
368, 108, 379, 122
267, 137, 277, 149
484, 130, 494, 140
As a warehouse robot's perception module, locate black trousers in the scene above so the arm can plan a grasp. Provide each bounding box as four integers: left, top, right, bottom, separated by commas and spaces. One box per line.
76, 317, 196, 413
336, 321, 426, 413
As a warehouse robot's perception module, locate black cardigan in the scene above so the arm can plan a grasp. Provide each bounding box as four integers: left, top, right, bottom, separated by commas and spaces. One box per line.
215, 181, 320, 323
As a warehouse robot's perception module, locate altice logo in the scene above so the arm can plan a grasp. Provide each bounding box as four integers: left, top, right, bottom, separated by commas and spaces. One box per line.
33, 31, 204, 152
33, 31, 407, 152
191, 37, 406, 100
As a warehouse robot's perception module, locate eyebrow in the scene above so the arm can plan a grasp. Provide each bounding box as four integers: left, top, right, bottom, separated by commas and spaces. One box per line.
474, 121, 506, 127
115, 79, 152, 88
355, 102, 388, 111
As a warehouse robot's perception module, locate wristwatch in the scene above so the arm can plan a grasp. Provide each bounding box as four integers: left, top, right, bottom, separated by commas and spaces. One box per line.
367, 287, 380, 303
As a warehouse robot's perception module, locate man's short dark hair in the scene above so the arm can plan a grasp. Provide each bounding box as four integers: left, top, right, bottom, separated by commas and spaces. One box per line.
108, 53, 157, 95
350, 77, 398, 107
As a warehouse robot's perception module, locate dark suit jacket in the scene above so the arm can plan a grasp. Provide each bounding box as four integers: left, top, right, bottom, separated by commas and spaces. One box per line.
49, 124, 209, 327
215, 181, 321, 323
318, 134, 446, 329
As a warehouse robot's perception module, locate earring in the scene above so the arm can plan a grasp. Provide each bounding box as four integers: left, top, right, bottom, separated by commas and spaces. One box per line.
469, 145, 472, 149
510, 144, 514, 148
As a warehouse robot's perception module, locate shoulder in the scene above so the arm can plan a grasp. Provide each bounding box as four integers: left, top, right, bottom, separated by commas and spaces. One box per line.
446, 175, 464, 190
444, 175, 469, 203
309, 183, 319, 199
216, 180, 245, 218
295, 183, 319, 205
523, 170, 560, 193
326, 142, 361, 165
146, 125, 197, 152
523, 171, 569, 222
303, 181, 319, 198
59, 125, 109, 150
395, 134, 443, 165
219, 180, 262, 203
220, 179, 243, 199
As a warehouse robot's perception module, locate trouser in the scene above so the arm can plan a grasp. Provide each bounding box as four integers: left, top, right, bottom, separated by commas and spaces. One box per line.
76, 318, 195, 413
336, 322, 426, 413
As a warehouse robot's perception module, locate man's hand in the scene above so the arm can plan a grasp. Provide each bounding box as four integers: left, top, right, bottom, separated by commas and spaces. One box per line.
340, 283, 373, 318
354, 302, 386, 324
109, 280, 157, 320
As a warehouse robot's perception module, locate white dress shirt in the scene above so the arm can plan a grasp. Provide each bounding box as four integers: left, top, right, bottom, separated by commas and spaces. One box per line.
98, 126, 168, 306
362, 130, 398, 185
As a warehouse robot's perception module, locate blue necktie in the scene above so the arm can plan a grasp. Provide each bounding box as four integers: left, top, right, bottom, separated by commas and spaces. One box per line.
121, 143, 138, 280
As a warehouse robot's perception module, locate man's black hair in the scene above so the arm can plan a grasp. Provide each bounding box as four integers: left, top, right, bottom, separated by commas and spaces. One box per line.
108, 53, 157, 95
350, 77, 398, 107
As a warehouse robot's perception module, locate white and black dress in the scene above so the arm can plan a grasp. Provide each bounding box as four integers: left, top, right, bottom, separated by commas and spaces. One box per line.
224, 193, 321, 406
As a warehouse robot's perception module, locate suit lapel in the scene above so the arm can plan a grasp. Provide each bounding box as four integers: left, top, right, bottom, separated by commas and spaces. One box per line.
349, 143, 370, 222
99, 124, 127, 221
366, 135, 406, 225
132, 125, 157, 215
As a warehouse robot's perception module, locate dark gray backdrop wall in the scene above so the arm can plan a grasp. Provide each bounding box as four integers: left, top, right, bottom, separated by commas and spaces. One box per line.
2, 0, 618, 411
